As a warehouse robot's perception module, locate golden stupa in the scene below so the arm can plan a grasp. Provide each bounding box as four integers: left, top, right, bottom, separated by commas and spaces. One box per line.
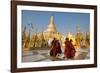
42, 16, 63, 40
22, 16, 90, 51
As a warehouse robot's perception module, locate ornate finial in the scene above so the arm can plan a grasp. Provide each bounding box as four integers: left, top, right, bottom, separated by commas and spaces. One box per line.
50, 15, 54, 24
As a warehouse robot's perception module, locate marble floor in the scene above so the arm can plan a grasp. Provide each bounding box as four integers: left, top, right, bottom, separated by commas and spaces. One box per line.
22, 48, 90, 62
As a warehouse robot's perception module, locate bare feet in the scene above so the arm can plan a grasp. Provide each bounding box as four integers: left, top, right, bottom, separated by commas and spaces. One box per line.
50, 56, 56, 61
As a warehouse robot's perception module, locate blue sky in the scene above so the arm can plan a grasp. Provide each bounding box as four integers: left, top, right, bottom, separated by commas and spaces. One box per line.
22, 10, 90, 36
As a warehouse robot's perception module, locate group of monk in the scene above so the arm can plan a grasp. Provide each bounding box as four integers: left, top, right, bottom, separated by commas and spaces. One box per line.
50, 38, 76, 61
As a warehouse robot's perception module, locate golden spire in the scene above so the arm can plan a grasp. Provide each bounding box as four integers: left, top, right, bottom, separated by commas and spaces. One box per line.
50, 16, 54, 24
46, 16, 57, 32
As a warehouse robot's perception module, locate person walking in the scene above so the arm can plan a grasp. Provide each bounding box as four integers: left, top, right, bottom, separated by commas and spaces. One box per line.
50, 38, 62, 61
64, 38, 76, 60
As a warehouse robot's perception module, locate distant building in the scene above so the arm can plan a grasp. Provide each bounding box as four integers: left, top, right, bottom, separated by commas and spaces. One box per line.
75, 25, 84, 49
85, 32, 90, 48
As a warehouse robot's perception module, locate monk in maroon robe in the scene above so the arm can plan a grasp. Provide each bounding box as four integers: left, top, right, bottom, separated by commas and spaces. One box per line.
64, 38, 76, 59
56, 40, 62, 54
50, 38, 62, 61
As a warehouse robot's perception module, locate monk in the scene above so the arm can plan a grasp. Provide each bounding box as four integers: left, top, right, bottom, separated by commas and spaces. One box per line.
50, 38, 62, 61
64, 38, 76, 60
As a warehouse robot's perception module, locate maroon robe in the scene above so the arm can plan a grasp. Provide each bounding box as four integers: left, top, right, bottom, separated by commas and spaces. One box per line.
50, 40, 62, 57
56, 40, 62, 54
64, 41, 76, 59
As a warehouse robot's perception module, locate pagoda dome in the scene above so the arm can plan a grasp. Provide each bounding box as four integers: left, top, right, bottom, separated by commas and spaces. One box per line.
45, 16, 57, 32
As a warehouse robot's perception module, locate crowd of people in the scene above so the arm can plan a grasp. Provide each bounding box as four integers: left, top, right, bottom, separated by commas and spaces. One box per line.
50, 38, 76, 61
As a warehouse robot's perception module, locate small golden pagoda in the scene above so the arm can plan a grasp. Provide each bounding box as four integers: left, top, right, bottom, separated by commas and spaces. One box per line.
75, 25, 84, 49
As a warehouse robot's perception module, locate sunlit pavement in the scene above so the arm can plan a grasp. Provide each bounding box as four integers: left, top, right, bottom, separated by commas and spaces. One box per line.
22, 48, 90, 62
